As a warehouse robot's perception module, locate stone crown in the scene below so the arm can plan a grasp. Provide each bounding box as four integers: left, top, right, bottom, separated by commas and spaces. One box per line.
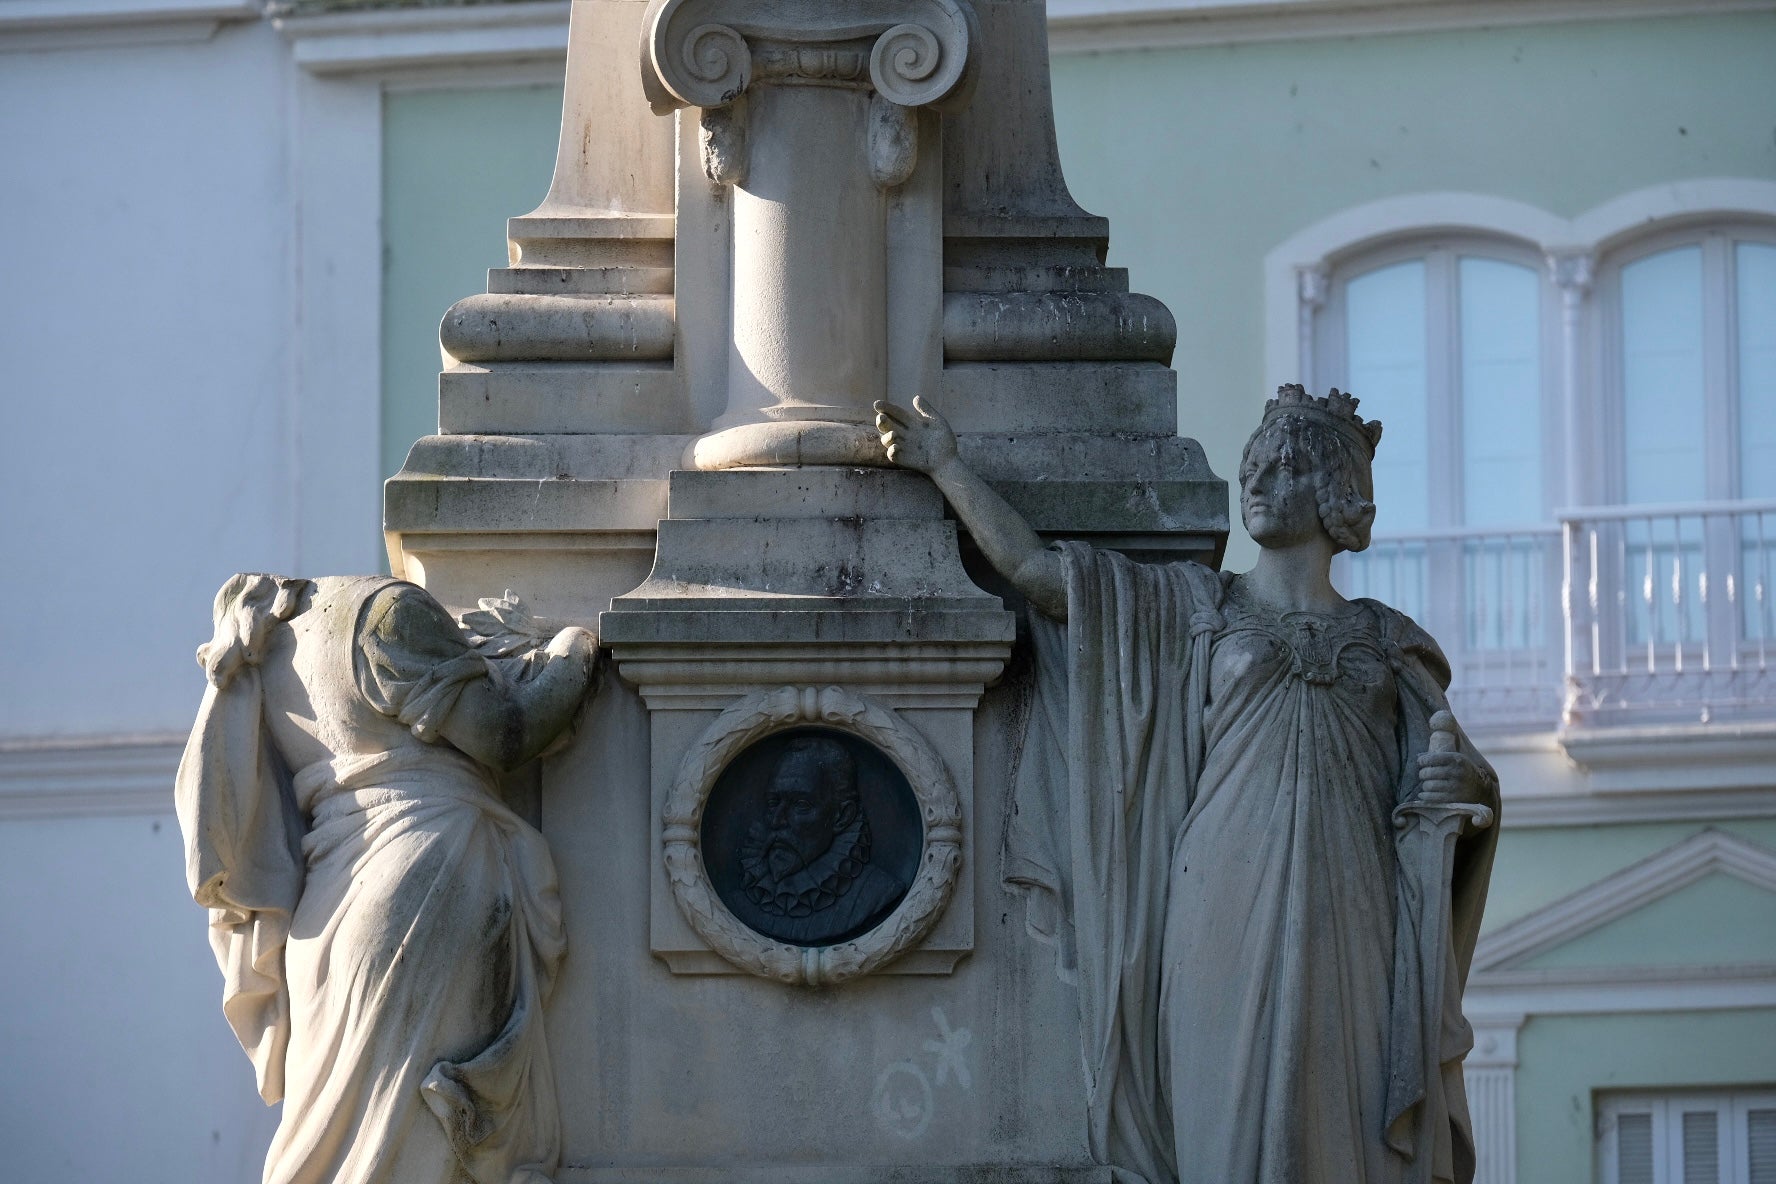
1262, 384, 1384, 458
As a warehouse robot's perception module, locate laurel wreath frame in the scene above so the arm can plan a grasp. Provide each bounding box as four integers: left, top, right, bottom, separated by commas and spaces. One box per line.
662, 685, 963, 987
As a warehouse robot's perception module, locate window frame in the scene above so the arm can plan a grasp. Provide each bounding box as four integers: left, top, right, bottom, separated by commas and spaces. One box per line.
1596, 1088, 1776, 1184
1313, 232, 1562, 534
1597, 220, 1776, 508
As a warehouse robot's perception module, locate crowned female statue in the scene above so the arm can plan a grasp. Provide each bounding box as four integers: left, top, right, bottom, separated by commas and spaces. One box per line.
876, 387, 1499, 1184
175, 575, 600, 1184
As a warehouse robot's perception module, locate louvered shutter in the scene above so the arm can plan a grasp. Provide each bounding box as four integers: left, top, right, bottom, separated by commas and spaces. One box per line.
1747, 1107, 1776, 1184
1681, 1109, 1720, 1184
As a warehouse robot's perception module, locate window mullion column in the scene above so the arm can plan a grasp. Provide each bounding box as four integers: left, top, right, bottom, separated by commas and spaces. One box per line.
1702, 235, 1740, 661
1429, 248, 1462, 528
1548, 251, 1595, 510
1704, 234, 1736, 500
1426, 248, 1464, 649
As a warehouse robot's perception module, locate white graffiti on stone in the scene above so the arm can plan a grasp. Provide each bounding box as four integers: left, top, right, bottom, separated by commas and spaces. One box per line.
922, 1006, 972, 1090
872, 1006, 974, 1138
873, 1061, 933, 1140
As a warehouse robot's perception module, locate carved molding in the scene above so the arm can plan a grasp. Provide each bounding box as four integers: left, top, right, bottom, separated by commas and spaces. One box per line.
642, 0, 978, 115
661, 685, 963, 986
1546, 249, 1595, 294
699, 101, 749, 186
1296, 262, 1330, 309
1047, 0, 1775, 55
1472, 827, 1776, 973
0, 735, 182, 819
867, 93, 919, 187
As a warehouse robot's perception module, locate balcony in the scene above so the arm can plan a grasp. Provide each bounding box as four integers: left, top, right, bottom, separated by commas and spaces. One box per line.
1563, 499, 1776, 729
1341, 523, 1564, 731
1337, 499, 1776, 738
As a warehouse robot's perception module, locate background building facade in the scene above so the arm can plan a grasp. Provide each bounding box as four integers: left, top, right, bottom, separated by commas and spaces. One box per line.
3, 1, 1774, 1180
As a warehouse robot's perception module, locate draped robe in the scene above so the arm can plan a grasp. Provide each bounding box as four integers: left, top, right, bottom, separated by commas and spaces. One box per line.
177, 577, 566, 1184
1006, 544, 1497, 1184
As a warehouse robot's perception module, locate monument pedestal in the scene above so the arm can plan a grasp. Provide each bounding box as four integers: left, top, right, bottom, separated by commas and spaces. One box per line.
497, 467, 1124, 1176
376, 0, 1227, 1176
605, 466, 1012, 983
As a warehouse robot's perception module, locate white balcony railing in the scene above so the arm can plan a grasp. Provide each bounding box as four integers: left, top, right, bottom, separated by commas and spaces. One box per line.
1339, 525, 1565, 731
1335, 500, 1776, 733
1562, 499, 1776, 728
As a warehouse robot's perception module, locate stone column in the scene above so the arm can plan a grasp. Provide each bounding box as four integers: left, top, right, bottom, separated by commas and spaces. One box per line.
1547, 249, 1594, 509
1463, 1014, 1525, 1184
1297, 262, 1330, 388
641, 0, 977, 468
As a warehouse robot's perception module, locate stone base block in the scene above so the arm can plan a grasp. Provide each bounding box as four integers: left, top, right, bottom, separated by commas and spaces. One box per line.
559, 1166, 1117, 1182
439, 361, 689, 434
930, 361, 1177, 435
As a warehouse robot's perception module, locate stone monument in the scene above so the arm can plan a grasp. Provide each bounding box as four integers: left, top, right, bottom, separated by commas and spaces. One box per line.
175, 0, 1499, 1180
385, 1, 1220, 1174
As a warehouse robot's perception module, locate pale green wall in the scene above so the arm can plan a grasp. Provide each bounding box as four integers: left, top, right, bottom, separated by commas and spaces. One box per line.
1521, 870, 1776, 969
382, 85, 561, 483
1049, 10, 1776, 568
1516, 1009, 1776, 1183
1485, 819, 1776, 931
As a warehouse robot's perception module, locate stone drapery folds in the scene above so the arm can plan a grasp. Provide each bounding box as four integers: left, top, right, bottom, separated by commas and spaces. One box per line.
177, 575, 597, 1184
1006, 545, 1498, 1184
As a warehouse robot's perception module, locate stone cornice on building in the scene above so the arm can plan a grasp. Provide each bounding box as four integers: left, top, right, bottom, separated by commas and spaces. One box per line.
6, 0, 1765, 58
1466, 829, 1776, 1016
256, 0, 1776, 76
0, 736, 183, 819
1045, 0, 1776, 53
271, 0, 567, 76
0, 0, 258, 51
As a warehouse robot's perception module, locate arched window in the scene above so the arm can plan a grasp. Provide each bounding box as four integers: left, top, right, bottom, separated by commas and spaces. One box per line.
1603, 223, 1776, 507
1268, 186, 1776, 730
1595, 222, 1776, 654
1314, 236, 1553, 534
1312, 237, 1556, 709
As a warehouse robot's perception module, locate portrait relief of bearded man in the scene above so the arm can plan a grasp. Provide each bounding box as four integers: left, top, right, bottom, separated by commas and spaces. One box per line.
729, 734, 911, 947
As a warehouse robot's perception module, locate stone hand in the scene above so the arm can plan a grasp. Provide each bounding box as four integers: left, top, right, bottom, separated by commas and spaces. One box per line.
1413, 710, 1494, 809
874, 397, 958, 475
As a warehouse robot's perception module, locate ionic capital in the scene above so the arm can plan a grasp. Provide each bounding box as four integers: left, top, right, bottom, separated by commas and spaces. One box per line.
641, 0, 978, 115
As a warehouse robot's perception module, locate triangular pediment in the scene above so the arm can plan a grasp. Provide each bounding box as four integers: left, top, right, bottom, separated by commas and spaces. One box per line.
1472, 829, 1776, 975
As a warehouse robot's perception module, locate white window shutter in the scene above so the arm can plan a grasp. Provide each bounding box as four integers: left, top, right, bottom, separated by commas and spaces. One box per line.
1680, 1109, 1720, 1184
1746, 1107, 1776, 1184
1620, 1111, 1656, 1184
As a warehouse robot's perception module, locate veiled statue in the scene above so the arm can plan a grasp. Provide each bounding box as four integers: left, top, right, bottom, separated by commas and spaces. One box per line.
175, 575, 599, 1184
878, 386, 1500, 1184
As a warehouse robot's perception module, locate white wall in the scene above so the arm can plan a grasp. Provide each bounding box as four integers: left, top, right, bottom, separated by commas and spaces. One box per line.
0, 18, 299, 741
0, 17, 299, 1177
0, 811, 279, 1181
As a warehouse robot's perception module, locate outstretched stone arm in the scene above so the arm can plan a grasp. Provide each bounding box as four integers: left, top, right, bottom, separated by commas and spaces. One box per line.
875, 398, 1067, 620
442, 626, 600, 773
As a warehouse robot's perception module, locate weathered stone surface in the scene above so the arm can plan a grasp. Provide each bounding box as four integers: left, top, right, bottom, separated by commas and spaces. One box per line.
877, 385, 1499, 1183
487, 265, 676, 297
441, 292, 675, 363
943, 291, 1176, 363
176, 576, 599, 1183
358, 0, 1240, 1177
436, 362, 687, 434
929, 362, 1177, 435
